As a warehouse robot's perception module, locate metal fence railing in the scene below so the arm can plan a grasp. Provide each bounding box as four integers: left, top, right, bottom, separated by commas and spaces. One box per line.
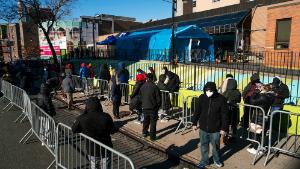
264, 110, 300, 166
56, 123, 135, 169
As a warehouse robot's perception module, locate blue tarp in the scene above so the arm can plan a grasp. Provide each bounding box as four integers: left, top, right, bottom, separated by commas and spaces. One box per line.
96, 35, 117, 45
115, 25, 214, 62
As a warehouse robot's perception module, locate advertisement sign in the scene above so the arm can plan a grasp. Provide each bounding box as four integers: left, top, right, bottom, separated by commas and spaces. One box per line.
40, 45, 60, 59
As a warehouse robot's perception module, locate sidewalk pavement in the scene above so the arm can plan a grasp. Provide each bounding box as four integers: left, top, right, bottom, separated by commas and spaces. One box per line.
0, 98, 54, 169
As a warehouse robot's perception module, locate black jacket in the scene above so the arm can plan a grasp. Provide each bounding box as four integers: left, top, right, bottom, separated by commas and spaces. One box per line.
140, 81, 161, 111
223, 79, 241, 105
249, 91, 274, 126
165, 71, 180, 93
72, 98, 117, 157
129, 81, 144, 111
192, 92, 229, 133
99, 64, 111, 81
272, 83, 289, 108
37, 83, 56, 117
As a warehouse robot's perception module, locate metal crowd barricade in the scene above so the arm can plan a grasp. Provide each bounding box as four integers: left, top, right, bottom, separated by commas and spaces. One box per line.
160, 90, 184, 121
56, 123, 135, 169
175, 95, 199, 134
95, 79, 110, 100
19, 102, 56, 169
120, 83, 134, 104
1, 80, 13, 111
237, 103, 268, 165
264, 110, 300, 166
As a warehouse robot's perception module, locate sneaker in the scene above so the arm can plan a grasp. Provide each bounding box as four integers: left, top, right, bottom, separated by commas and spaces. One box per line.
214, 161, 223, 168
247, 148, 257, 154
197, 163, 206, 169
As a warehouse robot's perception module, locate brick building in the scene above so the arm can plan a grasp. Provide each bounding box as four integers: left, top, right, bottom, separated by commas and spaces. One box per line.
0, 24, 22, 62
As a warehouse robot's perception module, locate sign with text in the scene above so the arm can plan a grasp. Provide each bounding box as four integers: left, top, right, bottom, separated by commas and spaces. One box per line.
40, 45, 60, 59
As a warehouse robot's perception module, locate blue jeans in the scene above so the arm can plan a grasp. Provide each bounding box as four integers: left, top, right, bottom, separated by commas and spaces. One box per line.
199, 129, 221, 166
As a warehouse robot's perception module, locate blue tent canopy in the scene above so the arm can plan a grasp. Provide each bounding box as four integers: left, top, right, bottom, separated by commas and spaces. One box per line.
115, 25, 214, 62
96, 35, 117, 45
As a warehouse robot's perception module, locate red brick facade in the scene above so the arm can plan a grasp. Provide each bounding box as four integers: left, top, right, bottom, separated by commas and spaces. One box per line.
264, 2, 300, 68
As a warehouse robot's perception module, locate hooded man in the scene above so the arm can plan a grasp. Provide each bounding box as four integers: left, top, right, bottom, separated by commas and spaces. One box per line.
271, 76, 289, 111
223, 79, 241, 138
192, 82, 228, 169
72, 97, 117, 169
140, 73, 161, 141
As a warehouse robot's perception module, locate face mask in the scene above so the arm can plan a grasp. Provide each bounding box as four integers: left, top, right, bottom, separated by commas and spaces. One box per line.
206, 90, 214, 98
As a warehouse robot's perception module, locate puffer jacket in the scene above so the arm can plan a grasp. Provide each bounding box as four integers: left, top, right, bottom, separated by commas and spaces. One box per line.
223, 79, 241, 106
272, 83, 289, 108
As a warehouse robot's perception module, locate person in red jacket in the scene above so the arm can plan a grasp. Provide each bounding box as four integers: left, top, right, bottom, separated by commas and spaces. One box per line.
87, 63, 95, 78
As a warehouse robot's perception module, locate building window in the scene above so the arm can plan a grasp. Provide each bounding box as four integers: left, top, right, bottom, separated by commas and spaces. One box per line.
275, 18, 291, 49
193, 1, 196, 7
212, 0, 220, 2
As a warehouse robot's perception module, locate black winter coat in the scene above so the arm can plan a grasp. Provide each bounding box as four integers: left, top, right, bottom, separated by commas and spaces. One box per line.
99, 64, 111, 81
140, 81, 161, 112
72, 104, 117, 157
192, 92, 229, 133
129, 81, 144, 111
165, 71, 180, 93
249, 92, 274, 126
272, 83, 289, 108
223, 79, 241, 126
37, 83, 56, 117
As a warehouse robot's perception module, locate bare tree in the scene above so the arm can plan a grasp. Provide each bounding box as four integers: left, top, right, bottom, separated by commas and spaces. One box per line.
0, 0, 75, 68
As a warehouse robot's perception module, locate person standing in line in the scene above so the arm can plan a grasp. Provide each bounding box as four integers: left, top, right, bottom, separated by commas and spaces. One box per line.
111, 69, 121, 119
270, 76, 289, 112
148, 67, 157, 82
219, 74, 233, 95
129, 74, 146, 124
192, 82, 228, 169
117, 62, 129, 103
223, 78, 241, 140
242, 73, 262, 128
140, 73, 161, 141
79, 63, 90, 94
62, 74, 75, 110
72, 97, 118, 169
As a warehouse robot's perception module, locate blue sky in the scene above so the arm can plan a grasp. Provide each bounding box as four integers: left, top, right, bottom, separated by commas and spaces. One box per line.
69, 0, 172, 22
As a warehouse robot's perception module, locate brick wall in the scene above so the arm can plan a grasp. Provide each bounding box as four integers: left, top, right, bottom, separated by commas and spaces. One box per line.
264, 1, 300, 68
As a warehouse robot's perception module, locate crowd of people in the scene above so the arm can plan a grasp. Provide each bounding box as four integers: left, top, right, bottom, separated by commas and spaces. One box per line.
0, 59, 291, 169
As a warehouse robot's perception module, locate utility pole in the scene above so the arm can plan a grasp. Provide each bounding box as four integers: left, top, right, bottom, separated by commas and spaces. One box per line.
171, 0, 176, 64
